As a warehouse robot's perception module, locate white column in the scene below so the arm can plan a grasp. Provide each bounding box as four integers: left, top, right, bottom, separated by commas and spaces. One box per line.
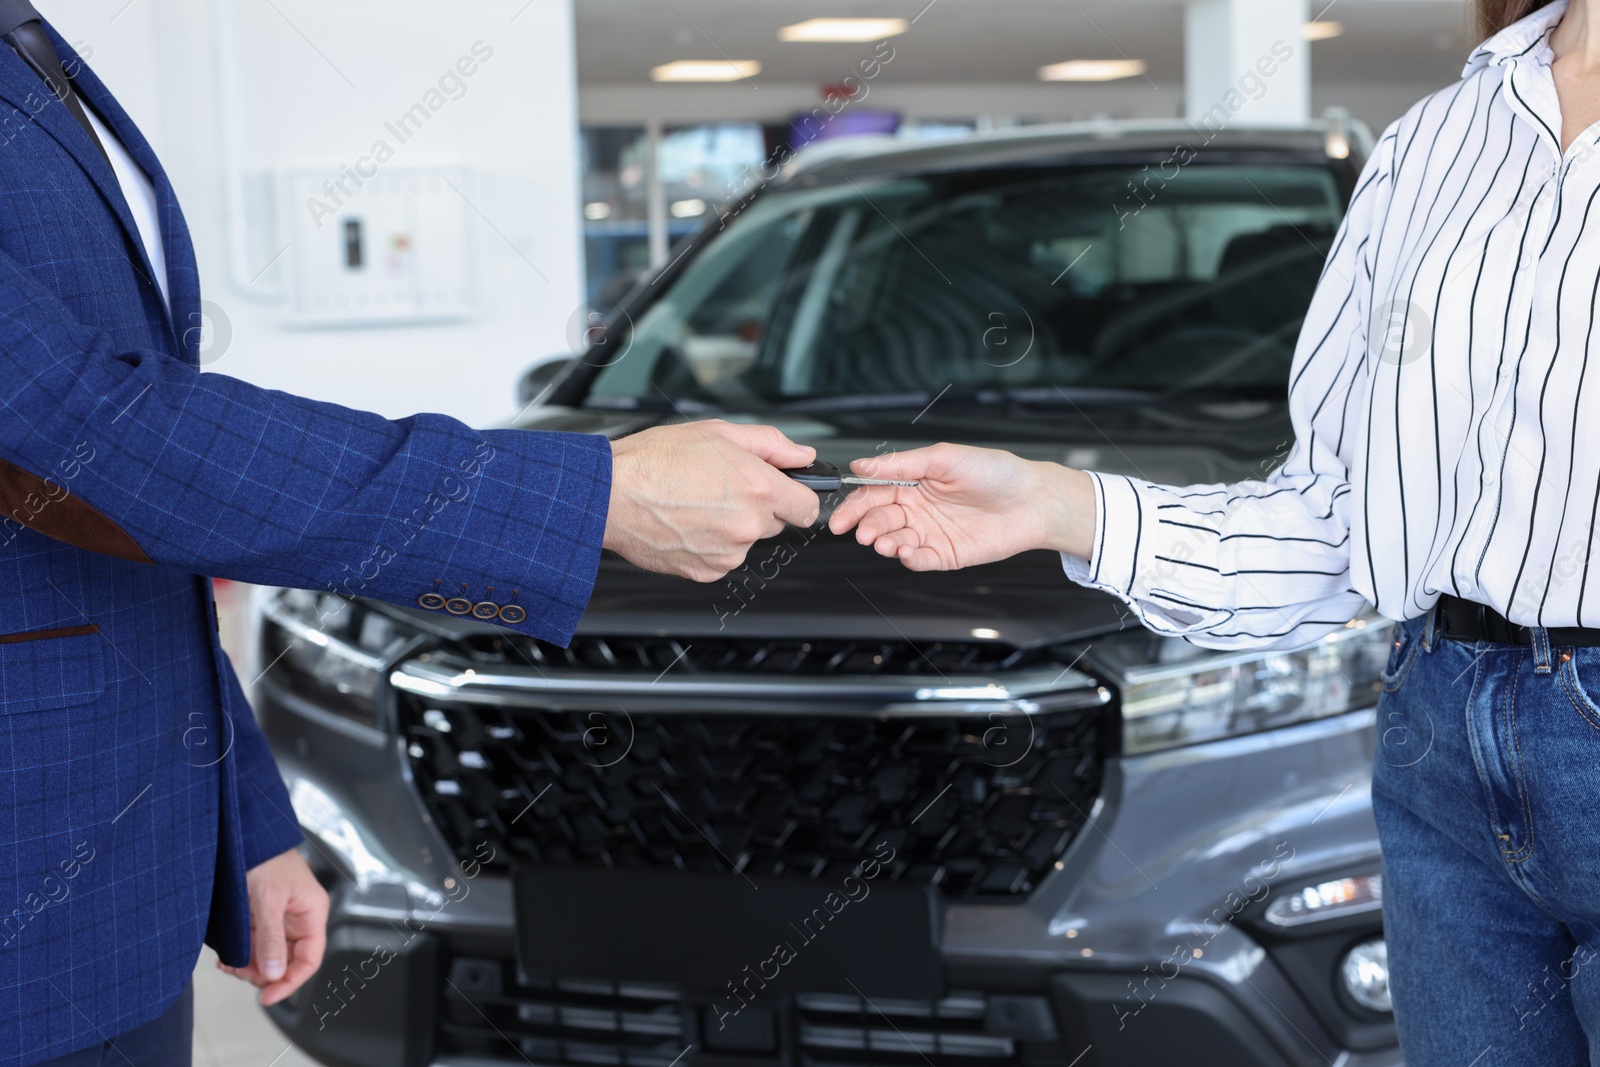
645, 118, 668, 268
1185, 0, 1310, 128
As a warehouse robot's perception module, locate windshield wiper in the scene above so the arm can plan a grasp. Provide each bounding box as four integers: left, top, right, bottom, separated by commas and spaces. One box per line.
993, 386, 1160, 407
778, 391, 937, 414
585, 384, 1275, 417
584, 395, 727, 415
776, 386, 1158, 415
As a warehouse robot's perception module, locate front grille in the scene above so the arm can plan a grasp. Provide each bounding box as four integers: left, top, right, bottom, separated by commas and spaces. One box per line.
400, 639, 1107, 899
440, 958, 1026, 1067
441, 964, 690, 1067
453, 633, 1060, 678
794, 993, 1015, 1061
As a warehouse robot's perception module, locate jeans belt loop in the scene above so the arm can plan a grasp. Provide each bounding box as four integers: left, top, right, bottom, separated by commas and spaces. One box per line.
1532, 626, 1554, 674
1422, 601, 1437, 653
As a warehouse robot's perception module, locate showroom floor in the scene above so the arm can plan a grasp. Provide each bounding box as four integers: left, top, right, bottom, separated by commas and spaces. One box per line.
192, 949, 317, 1067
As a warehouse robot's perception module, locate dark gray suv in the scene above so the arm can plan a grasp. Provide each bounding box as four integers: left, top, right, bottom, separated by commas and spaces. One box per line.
253, 119, 1403, 1067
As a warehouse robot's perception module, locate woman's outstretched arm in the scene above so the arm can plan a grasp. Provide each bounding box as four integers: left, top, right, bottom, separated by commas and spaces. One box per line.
831, 122, 1402, 652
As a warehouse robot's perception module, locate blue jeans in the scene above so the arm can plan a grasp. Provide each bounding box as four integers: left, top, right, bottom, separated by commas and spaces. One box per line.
35, 983, 191, 1067
1373, 612, 1600, 1065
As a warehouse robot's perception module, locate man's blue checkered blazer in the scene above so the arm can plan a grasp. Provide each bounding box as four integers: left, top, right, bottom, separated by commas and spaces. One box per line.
0, 25, 611, 1065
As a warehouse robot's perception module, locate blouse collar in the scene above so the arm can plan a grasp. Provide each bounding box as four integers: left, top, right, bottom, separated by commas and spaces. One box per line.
1463, 0, 1568, 76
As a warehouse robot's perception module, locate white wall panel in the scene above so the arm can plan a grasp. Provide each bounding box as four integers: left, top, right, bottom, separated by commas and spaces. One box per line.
41, 0, 583, 426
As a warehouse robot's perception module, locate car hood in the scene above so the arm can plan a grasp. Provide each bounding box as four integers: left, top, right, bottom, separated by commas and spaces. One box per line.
464, 401, 1291, 648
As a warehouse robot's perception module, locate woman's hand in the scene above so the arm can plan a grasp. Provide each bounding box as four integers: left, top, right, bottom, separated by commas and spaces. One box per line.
827, 443, 1098, 570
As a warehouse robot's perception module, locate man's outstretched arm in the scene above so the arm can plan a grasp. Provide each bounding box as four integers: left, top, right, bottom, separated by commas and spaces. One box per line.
0, 245, 818, 643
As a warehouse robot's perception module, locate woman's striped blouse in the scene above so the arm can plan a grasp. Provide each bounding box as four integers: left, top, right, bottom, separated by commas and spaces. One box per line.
1064, 0, 1600, 649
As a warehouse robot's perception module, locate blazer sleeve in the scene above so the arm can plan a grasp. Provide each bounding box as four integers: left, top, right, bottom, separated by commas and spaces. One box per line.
1060, 121, 1401, 652
231, 690, 307, 870
0, 246, 611, 646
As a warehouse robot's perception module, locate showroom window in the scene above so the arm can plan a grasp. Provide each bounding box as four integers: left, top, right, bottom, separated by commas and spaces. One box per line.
580, 122, 769, 310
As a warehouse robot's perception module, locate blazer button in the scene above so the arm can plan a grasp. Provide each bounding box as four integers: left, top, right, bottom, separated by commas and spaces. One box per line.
498, 604, 527, 624
444, 598, 474, 615
418, 593, 447, 611
472, 601, 500, 620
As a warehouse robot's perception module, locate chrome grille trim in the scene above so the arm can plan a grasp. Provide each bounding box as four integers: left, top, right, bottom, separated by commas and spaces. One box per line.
391, 651, 1109, 718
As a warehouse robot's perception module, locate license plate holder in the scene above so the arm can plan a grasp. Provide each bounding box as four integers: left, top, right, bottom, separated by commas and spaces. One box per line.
512, 865, 944, 999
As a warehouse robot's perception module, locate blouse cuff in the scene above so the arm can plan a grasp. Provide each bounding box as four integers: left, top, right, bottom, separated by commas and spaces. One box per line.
1059, 472, 1234, 635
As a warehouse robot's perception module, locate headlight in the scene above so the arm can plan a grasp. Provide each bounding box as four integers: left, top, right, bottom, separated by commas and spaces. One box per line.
1265, 873, 1383, 928
1093, 615, 1393, 755
259, 589, 419, 729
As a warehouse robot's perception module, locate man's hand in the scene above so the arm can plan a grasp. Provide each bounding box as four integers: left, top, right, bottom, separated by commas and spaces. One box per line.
827, 443, 1098, 570
218, 848, 329, 1007
604, 420, 822, 582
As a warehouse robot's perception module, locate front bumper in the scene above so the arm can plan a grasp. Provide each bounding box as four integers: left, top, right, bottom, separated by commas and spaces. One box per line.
258, 667, 1400, 1067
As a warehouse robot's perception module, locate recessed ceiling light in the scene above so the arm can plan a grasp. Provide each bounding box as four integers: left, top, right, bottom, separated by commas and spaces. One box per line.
1302, 20, 1343, 41
1038, 59, 1147, 82
778, 17, 909, 42
650, 59, 762, 82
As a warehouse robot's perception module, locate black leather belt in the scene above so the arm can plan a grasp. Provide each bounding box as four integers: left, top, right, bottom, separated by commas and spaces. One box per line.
1435, 594, 1600, 647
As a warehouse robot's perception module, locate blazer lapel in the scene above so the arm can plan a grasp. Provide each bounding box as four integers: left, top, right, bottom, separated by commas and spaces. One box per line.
0, 37, 173, 334
47, 25, 201, 360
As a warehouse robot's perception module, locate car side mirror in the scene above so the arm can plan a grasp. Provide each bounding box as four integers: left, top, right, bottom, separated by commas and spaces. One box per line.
517, 356, 577, 408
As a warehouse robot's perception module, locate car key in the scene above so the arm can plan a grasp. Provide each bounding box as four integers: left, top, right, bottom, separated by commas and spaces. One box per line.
783, 459, 918, 492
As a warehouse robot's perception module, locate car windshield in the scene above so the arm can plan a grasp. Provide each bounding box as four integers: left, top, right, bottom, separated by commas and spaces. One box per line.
583, 161, 1346, 412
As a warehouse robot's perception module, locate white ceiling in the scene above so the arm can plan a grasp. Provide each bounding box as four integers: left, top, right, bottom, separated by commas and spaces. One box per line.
574, 0, 1475, 90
